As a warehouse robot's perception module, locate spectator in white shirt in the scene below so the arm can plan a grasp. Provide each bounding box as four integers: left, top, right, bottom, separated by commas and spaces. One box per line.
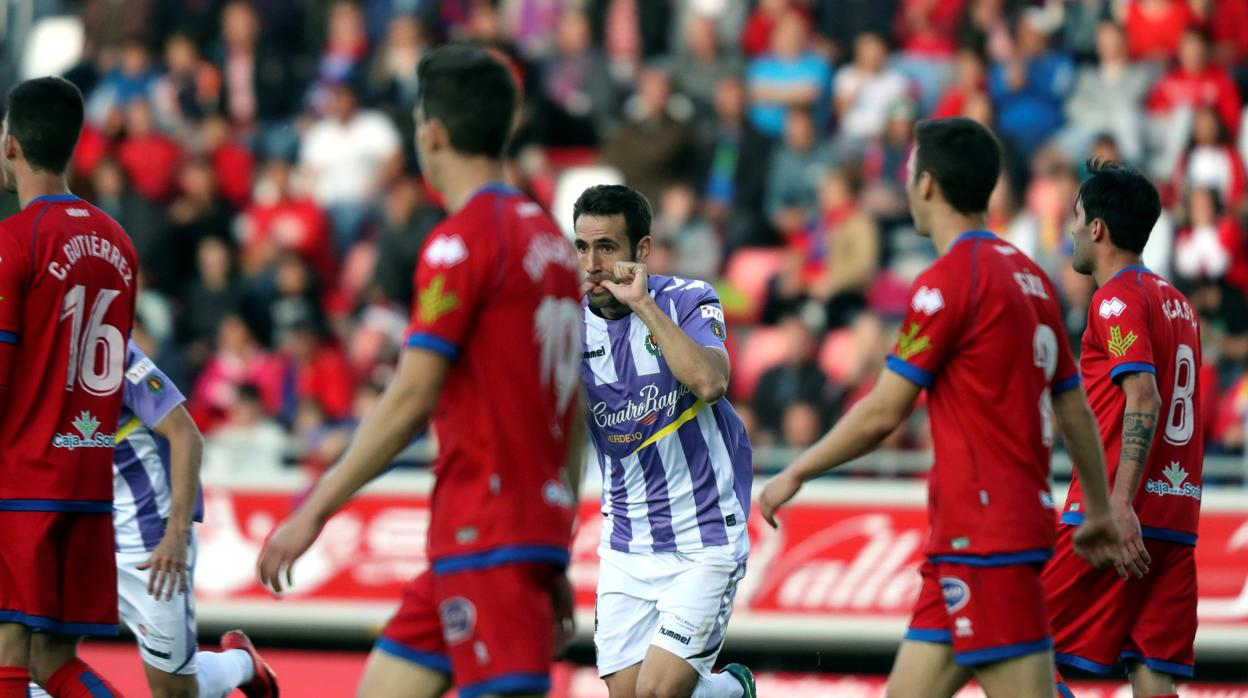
833, 31, 911, 153
299, 81, 402, 254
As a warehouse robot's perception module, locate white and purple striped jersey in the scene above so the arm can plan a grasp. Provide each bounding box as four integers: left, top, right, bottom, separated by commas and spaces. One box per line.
113, 341, 203, 554
582, 275, 753, 554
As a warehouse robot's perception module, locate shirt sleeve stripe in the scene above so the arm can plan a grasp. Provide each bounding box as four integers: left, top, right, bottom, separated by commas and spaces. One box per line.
885, 355, 934, 389
406, 332, 459, 360
0, 330, 17, 344
1053, 374, 1081, 395
1109, 362, 1155, 380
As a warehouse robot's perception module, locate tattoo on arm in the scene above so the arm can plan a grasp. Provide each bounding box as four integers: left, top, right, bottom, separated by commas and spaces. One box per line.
1121, 412, 1157, 466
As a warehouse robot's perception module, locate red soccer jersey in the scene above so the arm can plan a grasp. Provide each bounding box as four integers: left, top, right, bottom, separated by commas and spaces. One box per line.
1062, 266, 1203, 544
0, 195, 139, 507
404, 184, 580, 566
887, 231, 1078, 560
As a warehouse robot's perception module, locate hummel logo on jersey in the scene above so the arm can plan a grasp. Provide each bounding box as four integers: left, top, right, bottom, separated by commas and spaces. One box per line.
658, 626, 691, 645
896, 323, 932, 360
584, 347, 606, 359
911, 286, 944, 315
424, 235, 468, 267
1107, 325, 1138, 358
52, 411, 116, 450
955, 617, 974, 638
1099, 297, 1126, 319
1146, 462, 1202, 500
418, 276, 459, 323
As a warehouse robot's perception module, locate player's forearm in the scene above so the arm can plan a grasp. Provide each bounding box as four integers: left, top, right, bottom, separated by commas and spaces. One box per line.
632, 298, 729, 402
155, 407, 204, 535
788, 379, 905, 482
562, 396, 586, 501
300, 389, 432, 524
1055, 389, 1113, 518
1112, 375, 1162, 506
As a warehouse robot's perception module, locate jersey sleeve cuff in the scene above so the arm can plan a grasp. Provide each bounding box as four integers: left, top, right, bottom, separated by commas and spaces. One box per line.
1053, 374, 1080, 395
0, 330, 17, 344
1109, 362, 1155, 381
886, 355, 934, 389
406, 332, 459, 360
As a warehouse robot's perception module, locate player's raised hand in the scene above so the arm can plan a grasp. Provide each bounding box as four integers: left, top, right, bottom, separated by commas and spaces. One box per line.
1111, 500, 1152, 579
1072, 511, 1122, 573
138, 529, 189, 602
257, 510, 323, 594
759, 471, 802, 528
600, 262, 649, 309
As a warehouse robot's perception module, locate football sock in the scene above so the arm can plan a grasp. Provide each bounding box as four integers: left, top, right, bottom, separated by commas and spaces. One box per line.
0, 667, 31, 698
44, 658, 124, 697
27, 683, 51, 698
195, 649, 256, 698
692, 672, 744, 698
1054, 666, 1075, 698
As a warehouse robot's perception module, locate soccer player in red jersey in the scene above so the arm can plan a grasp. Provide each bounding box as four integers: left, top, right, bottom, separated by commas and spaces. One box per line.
0, 78, 137, 698
257, 45, 584, 698
759, 118, 1121, 698
1044, 161, 1202, 698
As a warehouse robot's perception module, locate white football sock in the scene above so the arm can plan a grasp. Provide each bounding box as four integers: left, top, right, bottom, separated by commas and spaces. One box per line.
28, 684, 50, 698
195, 648, 256, 698
691, 672, 744, 698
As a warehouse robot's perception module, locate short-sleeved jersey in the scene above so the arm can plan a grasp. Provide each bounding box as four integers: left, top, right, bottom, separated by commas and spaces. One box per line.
114, 341, 203, 553
0, 195, 138, 508
886, 231, 1078, 560
1061, 266, 1203, 545
581, 275, 752, 555
404, 184, 580, 567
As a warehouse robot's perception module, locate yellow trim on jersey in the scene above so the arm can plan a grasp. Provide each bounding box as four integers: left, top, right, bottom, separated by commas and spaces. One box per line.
629, 399, 707, 456
115, 416, 143, 442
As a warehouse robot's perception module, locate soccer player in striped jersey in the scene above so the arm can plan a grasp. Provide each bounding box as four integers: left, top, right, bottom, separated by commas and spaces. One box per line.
28, 340, 278, 698
573, 185, 756, 698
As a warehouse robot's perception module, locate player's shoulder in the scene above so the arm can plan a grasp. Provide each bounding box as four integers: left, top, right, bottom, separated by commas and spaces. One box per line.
650, 275, 718, 304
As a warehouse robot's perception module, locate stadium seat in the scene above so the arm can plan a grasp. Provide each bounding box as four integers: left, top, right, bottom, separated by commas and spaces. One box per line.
731, 326, 790, 402
818, 328, 859, 385
721, 248, 786, 324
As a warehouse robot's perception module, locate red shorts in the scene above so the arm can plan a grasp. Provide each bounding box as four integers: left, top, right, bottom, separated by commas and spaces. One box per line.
378, 561, 560, 698
0, 511, 118, 635
1043, 524, 1196, 678
906, 559, 1053, 666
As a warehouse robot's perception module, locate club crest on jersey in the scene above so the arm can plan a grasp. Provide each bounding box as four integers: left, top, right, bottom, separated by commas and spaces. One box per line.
1098, 297, 1126, 319
644, 333, 662, 357
1145, 462, 1202, 500
423, 235, 468, 267
439, 597, 477, 645
710, 319, 725, 341
895, 323, 932, 360
52, 411, 116, 450
1107, 325, 1138, 358
418, 276, 459, 323
940, 577, 971, 614
146, 375, 165, 394
911, 286, 944, 315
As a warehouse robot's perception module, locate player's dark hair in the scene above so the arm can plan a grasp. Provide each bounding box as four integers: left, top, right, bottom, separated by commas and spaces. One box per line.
1077, 158, 1161, 255
572, 184, 653, 252
416, 44, 516, 158
4, 77, 84, 174
913, 117, 1002, 215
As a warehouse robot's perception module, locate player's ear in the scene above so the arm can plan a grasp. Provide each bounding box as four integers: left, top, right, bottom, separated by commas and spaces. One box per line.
1089, 217, 1108, 244
633, 235, 652, 263
918, 171, 934, 201
3, 133, 18, 162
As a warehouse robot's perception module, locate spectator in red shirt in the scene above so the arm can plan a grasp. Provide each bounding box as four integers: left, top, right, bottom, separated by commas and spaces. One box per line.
1148, 29, 1242, 136
1175, 187, 1248, 298
742, 0, 799, 58
116, 98, 183, 202
240, 158, 335, 283
276, 319, 357, 424
1125, 0, 1196, 62
891, 0, 966, 113
202, 112, 253, 210
1205, 0, 1248, 65
930, 47, 986, 119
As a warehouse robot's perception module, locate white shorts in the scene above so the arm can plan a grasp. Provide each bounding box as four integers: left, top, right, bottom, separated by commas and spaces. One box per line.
594, 537, 747, 678
117, 530, 198, 675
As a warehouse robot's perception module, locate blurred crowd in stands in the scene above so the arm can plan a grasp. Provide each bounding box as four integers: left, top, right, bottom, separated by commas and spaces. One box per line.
2, 0, 1246, 473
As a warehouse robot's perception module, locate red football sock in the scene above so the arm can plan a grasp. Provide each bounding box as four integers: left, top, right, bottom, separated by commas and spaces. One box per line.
0, 666, 30, 698
44, 658, 124, 698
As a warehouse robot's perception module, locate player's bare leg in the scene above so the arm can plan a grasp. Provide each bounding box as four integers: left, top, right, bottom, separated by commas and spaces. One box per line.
635, 646, 698, 698
884, 641, 971, 698
141, 664, 197, 698
604, 663, 642, 698
29, 632, 126, 696
355, 648, 451, 698
27, 634, 76, 687
1127, 663, 1178, 697
0, 623, 31, 666
972, 650, 1055, 698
